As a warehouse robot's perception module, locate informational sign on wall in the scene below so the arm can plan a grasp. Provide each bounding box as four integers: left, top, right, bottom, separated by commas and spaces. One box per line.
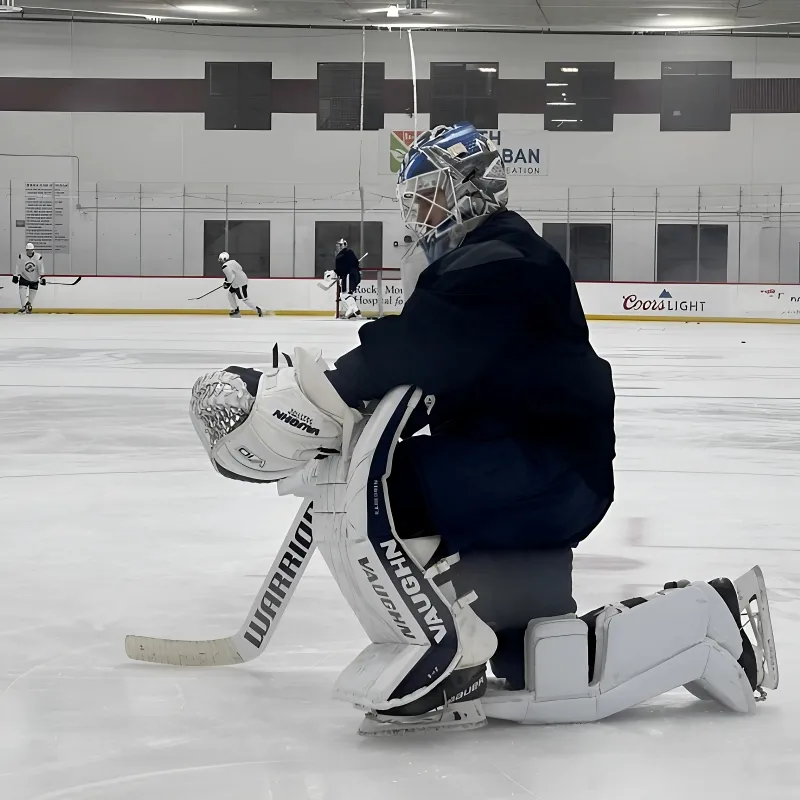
387, 130, 549, 177
24, 182, 70, 253
353, 280, 405, 314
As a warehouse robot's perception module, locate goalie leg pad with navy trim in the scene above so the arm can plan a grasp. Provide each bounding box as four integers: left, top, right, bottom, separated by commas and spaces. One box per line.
313, 386, 496, 715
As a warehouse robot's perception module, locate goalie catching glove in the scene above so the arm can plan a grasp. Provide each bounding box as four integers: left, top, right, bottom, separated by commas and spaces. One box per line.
190, 347, 361, 483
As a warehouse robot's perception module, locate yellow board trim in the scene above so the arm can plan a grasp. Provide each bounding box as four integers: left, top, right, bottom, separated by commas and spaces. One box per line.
2, 309, 800, 324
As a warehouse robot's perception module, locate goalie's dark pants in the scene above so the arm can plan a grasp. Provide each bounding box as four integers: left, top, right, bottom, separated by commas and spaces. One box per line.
340, 270, 361, 294
388, 434, 612, 689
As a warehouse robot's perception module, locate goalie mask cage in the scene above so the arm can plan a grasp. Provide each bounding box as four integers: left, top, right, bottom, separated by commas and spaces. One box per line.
335, 267, 402, 319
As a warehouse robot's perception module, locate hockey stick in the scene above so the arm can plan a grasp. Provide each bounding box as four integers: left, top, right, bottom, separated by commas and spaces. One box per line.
45, 277, 82, 286
188, 285, 223, 301
125, 499, 315, 666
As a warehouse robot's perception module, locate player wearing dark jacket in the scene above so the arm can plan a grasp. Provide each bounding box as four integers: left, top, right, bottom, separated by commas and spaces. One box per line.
327, 207, 615, 555
334, 240, 361, 294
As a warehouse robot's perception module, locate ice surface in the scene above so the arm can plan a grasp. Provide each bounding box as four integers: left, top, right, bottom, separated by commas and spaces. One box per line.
1, 315, 799, 799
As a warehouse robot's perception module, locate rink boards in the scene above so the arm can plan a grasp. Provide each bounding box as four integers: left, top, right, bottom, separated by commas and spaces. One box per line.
2, 277, 800, 323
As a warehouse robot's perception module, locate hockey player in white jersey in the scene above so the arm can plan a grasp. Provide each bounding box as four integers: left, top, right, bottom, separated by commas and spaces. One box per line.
13, 243, 45, 314
219, 252, 262, 318
187, 123, 779, 736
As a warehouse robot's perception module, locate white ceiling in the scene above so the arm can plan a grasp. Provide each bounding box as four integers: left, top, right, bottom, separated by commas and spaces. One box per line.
8, 0, 800, 32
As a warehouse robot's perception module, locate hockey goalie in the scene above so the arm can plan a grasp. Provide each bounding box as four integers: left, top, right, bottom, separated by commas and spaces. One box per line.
184, 123, 778, 735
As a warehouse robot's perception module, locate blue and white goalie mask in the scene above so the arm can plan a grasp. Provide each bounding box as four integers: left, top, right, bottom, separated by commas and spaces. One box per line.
397, 122, 508, 264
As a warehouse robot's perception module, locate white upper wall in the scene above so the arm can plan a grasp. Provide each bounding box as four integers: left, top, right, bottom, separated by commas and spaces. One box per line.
0, 23, 793, 79
1, 22, 800, 189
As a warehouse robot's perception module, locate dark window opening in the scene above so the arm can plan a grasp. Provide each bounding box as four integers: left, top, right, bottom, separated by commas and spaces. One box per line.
542, 223, 612, 281
661, 61, 732, 132
656, 224, 728, 282
203, 220, 271, 277
430, 62, 499, 129
545, 62, 615, 132
318, 63, 385, 130
205, 62, 272, 131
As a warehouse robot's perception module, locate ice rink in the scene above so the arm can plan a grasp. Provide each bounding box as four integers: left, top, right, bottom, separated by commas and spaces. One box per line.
1, 314, 798, 800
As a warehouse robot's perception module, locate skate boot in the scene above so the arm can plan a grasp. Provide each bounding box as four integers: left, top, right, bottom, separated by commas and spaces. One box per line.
669, 567, 778, 701
256, 306, 263, 318
719, 566, 778, 698
15, 306, 26, 314
358, 664, 489, 736
25, 302, 32, 314
229, 309, 241, 318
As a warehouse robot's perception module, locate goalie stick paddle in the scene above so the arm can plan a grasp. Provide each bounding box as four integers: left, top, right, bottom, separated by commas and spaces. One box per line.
46, 277, 82, 286
125, 499, 315, 666
188, 285, 223, 301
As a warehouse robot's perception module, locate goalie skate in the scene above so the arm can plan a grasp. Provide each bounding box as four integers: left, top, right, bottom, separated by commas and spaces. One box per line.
358, 700, 487, 737
735, 566, 779, 695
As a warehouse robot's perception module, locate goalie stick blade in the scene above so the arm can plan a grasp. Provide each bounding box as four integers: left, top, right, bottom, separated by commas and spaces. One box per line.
125, 499, 314, 667
125, 635, 244, 666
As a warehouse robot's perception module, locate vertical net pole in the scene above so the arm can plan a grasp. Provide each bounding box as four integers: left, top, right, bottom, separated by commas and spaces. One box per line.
778, 185, 784, 283
653, 189, 659, 282
737, 185, 742, 284
224, 184, 229, 254
696, 187, 701, 282
51, 182, 56, 275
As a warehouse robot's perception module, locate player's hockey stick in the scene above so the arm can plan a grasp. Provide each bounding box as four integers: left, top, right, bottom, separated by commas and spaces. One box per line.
188, 285, 223, 301
125, 499, 315, 666
272, 343, 293, 368
44, 277, 82, 286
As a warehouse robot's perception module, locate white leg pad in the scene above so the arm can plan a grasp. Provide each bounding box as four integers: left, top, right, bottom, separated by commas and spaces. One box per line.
342, 293, 361, 318
313, 387, 464, 711
483, 582, 758, 724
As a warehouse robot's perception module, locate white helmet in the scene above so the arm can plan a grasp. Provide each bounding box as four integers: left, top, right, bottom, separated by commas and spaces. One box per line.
218, 252, 230, 264
25, 242, 34, 252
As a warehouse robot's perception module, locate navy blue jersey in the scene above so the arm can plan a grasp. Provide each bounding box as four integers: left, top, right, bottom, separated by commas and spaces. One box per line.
327, 210, 615, 499
335, 248, 360, 279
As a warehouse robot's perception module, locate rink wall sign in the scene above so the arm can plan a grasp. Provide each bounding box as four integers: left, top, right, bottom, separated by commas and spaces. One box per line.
622, 288, 709, 314
388, 130, 549, 177
352, 281, 404, 313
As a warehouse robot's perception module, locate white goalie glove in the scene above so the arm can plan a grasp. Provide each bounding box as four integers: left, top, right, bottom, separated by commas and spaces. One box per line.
190, 347, 361, 483
317, 270, 339, 291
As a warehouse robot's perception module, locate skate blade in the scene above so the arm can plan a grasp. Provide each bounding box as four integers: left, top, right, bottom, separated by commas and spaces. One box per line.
735, 566, 779, 691
357, 700, 487, 737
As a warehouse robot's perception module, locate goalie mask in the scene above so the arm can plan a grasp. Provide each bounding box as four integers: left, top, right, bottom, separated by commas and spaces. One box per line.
397, 122, 508, 264
335, 239, 348, 255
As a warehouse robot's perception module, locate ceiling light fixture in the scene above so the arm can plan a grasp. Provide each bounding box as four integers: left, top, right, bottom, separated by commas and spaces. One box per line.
547, 102, 576, 106
177, 4, 243, 13
386, 4, 400, 17
561, 67, 579, 73
547, 82, 568, 87
657, 13, 670, 16
478, 67, 498, 73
